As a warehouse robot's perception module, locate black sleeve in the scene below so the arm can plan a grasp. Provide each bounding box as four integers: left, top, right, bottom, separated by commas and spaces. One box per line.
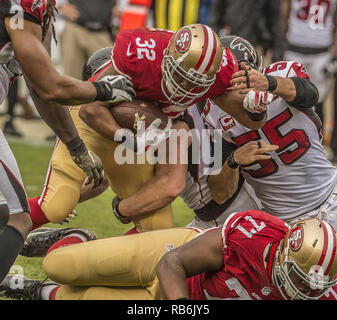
287, 77, 319, 110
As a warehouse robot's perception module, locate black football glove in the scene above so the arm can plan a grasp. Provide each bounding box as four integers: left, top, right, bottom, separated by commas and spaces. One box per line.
93, 75, 136, 105
112, 196, 132, 224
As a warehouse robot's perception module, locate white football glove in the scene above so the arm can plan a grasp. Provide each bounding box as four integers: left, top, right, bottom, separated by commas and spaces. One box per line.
93, 75, 136, 105
243, 90, 274, 114
116, 119, 172, 154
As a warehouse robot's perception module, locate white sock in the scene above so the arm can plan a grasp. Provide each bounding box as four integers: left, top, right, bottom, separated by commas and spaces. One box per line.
40, 284, 60, 300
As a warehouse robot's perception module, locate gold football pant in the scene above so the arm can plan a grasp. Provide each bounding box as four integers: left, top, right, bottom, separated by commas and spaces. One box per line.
39, 106, 173, 232
43, 227, 201, 300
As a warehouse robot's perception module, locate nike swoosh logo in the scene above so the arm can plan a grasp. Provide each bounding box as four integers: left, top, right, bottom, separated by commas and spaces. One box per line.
126, 42, 132, 57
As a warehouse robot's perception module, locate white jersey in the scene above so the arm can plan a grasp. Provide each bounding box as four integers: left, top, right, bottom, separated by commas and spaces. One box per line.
286, 0, 337, 48
180, 104, 261, 225
203, 60, 337, 221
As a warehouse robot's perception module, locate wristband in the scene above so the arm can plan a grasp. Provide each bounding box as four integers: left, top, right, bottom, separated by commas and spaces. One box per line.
66, 136, 87, 156
112, 197, 129, 220
92, 81, 108, 101
227, 151, 239, 169
266, 75, 278, 92
245, 109, 267, 121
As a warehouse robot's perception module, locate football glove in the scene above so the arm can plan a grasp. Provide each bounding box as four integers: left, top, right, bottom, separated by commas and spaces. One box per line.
93, 75, 136, 105
70, 148, 104, 188
116, 118, 172, 154
243, 90, 274, 114
112, 196, 132, 224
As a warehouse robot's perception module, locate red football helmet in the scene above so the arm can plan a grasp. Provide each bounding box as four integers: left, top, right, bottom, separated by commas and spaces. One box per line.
161, 24, 223, 106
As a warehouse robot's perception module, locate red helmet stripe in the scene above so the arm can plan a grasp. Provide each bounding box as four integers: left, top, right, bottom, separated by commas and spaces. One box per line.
195, 25, 216, 74
318, 221, 336, 275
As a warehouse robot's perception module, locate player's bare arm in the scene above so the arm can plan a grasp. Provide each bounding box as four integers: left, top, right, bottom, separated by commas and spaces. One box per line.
230, 62, 319, 108
157, 227, 223, 300
21, 28, 82, 144
79, 102, 123, 140
5, 18, 135, 105
208, 140, 279, 204
5, 18, 98, 104
114, 121, 190, 221
8, 22, 105, 187
230, 62, 296, 101
79, 64, 134, 140
213, 90, 267, 130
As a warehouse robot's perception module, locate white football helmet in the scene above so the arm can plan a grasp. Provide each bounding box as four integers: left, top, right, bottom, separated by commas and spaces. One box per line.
161, 24, 223, 106
272, 218, 337, 300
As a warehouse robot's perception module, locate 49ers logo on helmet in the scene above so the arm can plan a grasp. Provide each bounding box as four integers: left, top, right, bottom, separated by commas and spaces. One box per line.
175, 29, 191, 53
289, 226, 304, 251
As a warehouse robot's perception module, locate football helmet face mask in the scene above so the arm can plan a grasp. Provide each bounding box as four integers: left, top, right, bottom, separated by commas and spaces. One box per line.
220, 35, 261, 71
161, 24, 223, 106
82, 47, 113, 81
272, 219, 337, 300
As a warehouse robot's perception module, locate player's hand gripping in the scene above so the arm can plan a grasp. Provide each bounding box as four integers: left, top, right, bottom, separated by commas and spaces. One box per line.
229, 62, 269, 94
116, 118, 173, 154
93, 75, 136, 105
69, 143, 104, 188
243, 90, 274, 114
232, 140, 279, 166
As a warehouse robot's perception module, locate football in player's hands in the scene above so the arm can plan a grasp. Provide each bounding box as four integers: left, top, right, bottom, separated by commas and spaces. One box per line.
109, 99, 168, 133
110, 99, 170, 153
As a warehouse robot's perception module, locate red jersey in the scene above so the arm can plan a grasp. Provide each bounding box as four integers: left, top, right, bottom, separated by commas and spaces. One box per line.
110, 27, 238, 118
187, 210, 290, 300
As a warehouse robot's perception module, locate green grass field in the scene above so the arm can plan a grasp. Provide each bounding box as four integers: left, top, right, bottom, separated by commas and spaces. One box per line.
1, 140, 194, 299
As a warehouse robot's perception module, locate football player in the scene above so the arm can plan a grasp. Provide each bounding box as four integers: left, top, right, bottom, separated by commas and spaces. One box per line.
0, 0, 137, 283
1, 211, 337, 300
24, 47, 174, 239
79, 23, 274, 156
109, 39, 277, 229
24, 25, 275, 239
110, 102, 274, 230
210, 35, 337, 231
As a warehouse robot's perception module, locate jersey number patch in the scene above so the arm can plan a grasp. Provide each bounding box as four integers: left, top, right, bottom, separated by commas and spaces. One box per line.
233, 109, 311, 178
135, 37, 156, 61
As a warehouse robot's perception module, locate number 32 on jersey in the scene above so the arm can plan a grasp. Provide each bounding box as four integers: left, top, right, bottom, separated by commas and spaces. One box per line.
134, 37, 156, 61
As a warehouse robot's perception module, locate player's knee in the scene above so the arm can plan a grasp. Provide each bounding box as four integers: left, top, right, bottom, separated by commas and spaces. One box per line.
43, 249, 79, 283
42, 187, 80, 223
0, 201, 9, 233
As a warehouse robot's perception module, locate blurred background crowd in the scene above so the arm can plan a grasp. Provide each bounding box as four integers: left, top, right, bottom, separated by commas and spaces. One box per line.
1, 0, 337, 163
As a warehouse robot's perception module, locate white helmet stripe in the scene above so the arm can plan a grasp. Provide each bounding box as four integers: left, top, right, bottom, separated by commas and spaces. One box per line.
196, 25, 216, 74
320, 221, 336, 274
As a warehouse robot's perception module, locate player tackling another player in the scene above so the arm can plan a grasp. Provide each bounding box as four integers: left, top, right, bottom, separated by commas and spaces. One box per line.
23, 23, 275, 237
